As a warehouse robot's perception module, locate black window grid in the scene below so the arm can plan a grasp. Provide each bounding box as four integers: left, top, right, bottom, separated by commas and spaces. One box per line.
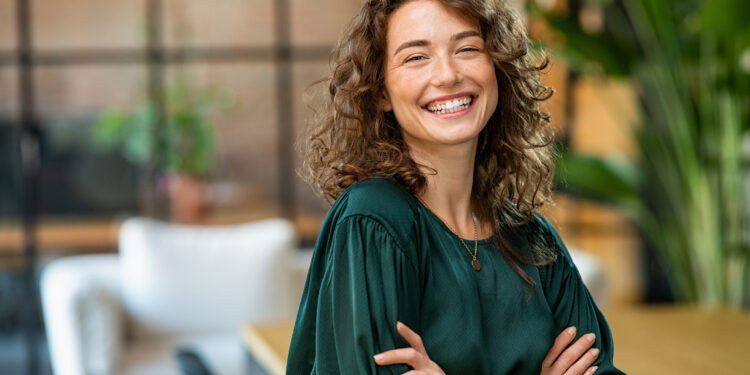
4, 0, 332, 373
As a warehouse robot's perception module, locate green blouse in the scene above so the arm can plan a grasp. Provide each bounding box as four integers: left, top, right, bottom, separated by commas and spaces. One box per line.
287, 178, 624, 374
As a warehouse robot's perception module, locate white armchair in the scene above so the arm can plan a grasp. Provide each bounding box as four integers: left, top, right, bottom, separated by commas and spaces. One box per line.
41, 217, 303, 375
567, 247, 608, 308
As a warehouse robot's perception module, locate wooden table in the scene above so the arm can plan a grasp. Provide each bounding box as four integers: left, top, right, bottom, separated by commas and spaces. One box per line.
605, 305, 750, 374
241, 305, 750, 375
241, 321, 295, 375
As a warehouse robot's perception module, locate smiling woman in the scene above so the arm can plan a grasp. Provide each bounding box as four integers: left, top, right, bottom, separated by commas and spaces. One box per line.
289, 0, 624, 374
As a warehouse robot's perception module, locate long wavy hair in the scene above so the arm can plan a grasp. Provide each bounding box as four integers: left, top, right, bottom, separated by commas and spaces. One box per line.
300, 0, 558, 288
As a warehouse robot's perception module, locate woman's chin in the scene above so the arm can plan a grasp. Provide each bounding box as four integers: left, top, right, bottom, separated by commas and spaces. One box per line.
431, 127, 484, 146
410, 133, 480, 149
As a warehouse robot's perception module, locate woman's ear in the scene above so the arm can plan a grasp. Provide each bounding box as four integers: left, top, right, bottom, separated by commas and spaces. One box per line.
378, 90, 393, 112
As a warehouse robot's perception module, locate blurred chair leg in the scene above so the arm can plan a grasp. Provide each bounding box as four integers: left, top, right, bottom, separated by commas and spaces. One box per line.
176, 346, 214, 375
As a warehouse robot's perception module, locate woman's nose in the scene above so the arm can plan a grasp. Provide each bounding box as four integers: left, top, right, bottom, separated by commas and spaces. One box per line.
430, 56, 462, 87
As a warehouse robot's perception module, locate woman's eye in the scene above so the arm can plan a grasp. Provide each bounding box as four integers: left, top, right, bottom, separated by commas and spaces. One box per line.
405, 55, 426, 63
458, 47, 480, 53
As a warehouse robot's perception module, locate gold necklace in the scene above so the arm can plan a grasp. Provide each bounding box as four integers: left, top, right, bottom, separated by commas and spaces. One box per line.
419, 198, 481, 271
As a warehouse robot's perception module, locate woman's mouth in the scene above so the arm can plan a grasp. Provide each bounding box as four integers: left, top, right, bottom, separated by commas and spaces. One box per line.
424, 95, 474, 115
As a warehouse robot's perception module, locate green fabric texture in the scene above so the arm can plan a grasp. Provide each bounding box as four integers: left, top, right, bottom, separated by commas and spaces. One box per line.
287, 177, 624, 374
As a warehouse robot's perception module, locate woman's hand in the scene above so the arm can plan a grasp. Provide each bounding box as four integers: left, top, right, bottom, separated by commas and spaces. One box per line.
540, 327, 600, 375
373, 321, 446, 375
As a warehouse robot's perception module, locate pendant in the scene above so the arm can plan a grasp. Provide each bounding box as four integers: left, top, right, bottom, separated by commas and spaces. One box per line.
471, 257, 481, 271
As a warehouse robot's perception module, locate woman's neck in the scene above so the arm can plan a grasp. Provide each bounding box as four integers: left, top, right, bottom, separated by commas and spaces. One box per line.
408, 139, 480, 238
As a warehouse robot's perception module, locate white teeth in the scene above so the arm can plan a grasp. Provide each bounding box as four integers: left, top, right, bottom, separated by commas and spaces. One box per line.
427, 96, 473, 114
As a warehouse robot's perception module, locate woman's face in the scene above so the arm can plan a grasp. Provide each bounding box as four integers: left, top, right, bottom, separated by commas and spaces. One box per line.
381, 0, 498, 150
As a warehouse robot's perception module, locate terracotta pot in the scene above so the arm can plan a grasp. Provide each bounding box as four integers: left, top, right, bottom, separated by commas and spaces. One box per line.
167, 173, 208, 223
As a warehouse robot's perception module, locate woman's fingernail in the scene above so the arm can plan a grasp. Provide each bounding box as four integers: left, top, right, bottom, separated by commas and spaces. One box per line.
567, 326, 576, 335
396, 321, 404, 329
373, 354, 383, 362
586, 333, 596, 342
591, 348, 600, 357
591, 366, 599, 374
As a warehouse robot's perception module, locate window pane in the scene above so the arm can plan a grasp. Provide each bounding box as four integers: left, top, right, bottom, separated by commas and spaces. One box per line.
0, 0, 15, 51
292, 61, 329, 241
163, 0, 274, 48
0, 128, 18, 219
35, 66, 145, 118
32, 0, 146, 49
34, 66, 147, 217
0, 66, 18, 223
166, 62, 280, 220
290, 0, 360, 46
0, 67, 18, 121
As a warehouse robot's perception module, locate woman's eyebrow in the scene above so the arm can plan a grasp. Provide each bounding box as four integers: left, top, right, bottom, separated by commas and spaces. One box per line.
451, 30, 481, 41
393, 40, 429, 56
393, 30, 482, 56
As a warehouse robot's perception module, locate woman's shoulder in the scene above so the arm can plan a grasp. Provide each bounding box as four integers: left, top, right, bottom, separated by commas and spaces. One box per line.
529, 213, 576, 269
340, 177, 419, 215
330, 177, 420, 243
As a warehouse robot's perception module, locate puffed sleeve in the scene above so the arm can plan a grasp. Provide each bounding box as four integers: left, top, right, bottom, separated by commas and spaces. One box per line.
287, 214, 421, 375
537, 216, 625, 374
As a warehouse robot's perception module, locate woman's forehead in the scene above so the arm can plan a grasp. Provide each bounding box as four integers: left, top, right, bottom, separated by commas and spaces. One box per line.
385, 0, 482, 54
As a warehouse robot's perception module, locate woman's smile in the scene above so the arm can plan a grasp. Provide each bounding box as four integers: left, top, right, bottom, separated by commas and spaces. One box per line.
423, 92, 477, 118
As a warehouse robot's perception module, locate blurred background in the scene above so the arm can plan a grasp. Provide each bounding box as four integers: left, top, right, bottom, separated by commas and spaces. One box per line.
0, 0, 747, 374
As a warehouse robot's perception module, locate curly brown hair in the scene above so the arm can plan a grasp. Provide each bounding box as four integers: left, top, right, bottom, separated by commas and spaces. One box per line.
300, 0, 558, 287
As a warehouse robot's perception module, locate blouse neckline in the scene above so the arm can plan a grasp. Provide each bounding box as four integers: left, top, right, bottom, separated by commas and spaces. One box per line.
410, 195, 495, 244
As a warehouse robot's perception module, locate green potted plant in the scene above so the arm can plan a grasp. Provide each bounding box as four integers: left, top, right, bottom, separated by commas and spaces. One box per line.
533, 0, 749, 307
93, 79, 233, 223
